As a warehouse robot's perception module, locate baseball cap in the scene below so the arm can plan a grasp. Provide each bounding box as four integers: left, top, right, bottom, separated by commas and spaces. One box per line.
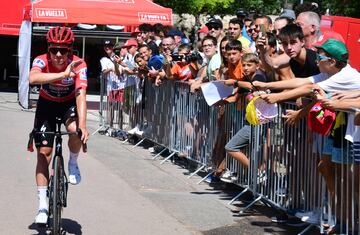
206, 18, 223, 29
315, 38, 348, 63
124, 38, 138, 47
236, 9, 248, 18
279, 9, 296, 20
166, 27, 185, 38
198, 26, 209, 34
307, 102, 336, 136
313, 30, 345, 47
103, 40, 114, 46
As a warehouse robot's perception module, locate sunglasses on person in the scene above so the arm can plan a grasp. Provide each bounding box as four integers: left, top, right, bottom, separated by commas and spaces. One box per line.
49, 47, 69, 55
208, 25, 220, 30
316, 53, 332, 62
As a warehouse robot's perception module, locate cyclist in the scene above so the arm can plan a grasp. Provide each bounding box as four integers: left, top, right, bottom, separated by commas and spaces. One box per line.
29, 26, 89, 224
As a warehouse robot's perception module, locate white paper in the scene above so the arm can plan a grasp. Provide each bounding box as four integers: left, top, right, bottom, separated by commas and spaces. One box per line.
200, 81, 234, 106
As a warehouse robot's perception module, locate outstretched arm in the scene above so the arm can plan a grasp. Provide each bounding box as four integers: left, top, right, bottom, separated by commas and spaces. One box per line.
29, 60, 83, 85
253, 77, 312, 91
260, 84, 320, 104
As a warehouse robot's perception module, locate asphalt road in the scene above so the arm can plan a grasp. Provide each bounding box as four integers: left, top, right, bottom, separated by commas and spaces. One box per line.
0, 92, 317, 235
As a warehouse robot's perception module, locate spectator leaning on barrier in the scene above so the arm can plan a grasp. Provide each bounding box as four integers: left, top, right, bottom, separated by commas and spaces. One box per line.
278, 23, 320, 78
253, 39, 360, 227
190, 35, 221, 92
221, 53, 267, 183
164, 44, 197, 81
100, 40, 120, 95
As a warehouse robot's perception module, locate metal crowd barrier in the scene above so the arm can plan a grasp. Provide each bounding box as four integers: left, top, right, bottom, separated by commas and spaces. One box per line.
96, 79, 359, 234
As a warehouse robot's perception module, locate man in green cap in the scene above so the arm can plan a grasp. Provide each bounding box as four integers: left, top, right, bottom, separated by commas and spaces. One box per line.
251, 39, 360, 229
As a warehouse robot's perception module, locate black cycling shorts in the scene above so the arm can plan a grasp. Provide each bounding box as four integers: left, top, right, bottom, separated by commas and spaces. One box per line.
34, 97, 78, 148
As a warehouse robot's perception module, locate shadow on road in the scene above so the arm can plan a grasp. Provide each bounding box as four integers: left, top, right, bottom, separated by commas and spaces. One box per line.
28, 218, 82, 235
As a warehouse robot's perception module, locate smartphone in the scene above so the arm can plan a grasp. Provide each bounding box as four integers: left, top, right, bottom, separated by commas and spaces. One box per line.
258, 24, 266, 38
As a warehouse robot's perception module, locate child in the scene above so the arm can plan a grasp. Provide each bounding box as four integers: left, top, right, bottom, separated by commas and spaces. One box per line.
221, 53, 266, 183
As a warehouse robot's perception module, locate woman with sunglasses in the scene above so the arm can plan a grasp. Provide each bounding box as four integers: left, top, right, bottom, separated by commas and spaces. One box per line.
29, 26, 89, 224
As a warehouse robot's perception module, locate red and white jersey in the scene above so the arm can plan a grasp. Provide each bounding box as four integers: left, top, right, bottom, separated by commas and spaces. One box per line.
31, 54, 87, 102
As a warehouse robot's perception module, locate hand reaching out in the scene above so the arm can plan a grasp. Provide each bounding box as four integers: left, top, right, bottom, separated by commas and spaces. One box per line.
64, 59, 83, 78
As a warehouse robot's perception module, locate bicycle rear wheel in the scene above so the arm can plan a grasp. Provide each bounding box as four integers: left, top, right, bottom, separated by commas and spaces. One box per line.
51, 156, 62, 235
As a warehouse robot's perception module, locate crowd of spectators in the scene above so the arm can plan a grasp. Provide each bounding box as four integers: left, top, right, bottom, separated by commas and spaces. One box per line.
99, 4, 359, 233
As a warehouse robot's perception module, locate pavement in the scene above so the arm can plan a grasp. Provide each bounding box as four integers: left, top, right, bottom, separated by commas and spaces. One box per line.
0, 92, 319, 235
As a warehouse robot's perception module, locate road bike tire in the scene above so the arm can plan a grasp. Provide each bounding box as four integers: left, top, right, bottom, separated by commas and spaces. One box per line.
51, 156, 62, 235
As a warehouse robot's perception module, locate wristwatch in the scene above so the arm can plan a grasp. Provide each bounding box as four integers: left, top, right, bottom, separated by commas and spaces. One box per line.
233, 80, 239, 88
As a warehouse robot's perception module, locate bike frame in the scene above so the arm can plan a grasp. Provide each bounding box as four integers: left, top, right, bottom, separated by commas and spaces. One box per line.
48, 118, 69, 235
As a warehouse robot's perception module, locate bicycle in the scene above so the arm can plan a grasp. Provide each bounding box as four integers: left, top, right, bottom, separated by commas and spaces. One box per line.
28, 117, 86, 234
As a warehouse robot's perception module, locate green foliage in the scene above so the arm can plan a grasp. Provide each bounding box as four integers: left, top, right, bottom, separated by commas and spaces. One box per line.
154, 0, 359, 18
322, 0, 360, 18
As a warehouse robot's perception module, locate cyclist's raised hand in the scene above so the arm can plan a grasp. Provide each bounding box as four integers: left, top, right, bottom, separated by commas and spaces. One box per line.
64, 59, 83, 78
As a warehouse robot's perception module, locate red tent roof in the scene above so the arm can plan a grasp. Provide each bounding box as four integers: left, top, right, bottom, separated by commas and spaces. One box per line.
0, 0, 28, 35
25, 0, 172, 26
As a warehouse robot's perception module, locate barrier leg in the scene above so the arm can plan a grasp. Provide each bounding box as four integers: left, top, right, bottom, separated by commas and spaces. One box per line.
197, 171, 215, 184
188, 165, 205, 179
92, 124, 105, 136
228, 187, 250, 205
297, 224, 316, 235
133, 138, 145, 148
239, 195, 262, 214
160, 152, 176, 165
152, 148, 167, 160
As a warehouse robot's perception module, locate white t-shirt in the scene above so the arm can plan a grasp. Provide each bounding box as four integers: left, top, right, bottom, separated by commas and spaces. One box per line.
308, 64, 360, 92
100, 56, 125, 91
308, 64, 360, 143
206, 53, 222, 81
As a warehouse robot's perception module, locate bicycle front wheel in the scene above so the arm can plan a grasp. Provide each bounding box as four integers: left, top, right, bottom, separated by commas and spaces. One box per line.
51, 156, 62, 235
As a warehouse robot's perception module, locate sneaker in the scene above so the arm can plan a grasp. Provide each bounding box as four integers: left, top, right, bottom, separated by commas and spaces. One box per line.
276, 187, 288, 197
295, 211, 320, 224
148, 147, 155, 153
257, 170, 267, 184
220, 170, 237, 183
204, 174, 220, 183
68, 163, 81, 185
128, 125, 140, 135
135, 130, 144, 136
35, 208, 48, 224
271, 213, 288, 223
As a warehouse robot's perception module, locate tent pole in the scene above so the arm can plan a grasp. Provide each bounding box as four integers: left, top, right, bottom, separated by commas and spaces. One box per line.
82, 37, 86, 58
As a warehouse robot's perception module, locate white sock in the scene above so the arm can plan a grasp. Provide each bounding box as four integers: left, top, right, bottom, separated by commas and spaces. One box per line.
37, 186, 48, 210
69, 151, 79, 165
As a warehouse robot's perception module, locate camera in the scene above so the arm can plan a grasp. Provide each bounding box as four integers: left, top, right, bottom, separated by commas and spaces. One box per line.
171, 52, 203, 64
185, 51, 203, 64
171, 54, 184, 62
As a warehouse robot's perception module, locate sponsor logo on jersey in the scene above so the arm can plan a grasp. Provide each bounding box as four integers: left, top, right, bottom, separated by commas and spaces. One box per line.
33, 58, 46, 68
79, 68, 87, 81
61, 77, 74, 85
